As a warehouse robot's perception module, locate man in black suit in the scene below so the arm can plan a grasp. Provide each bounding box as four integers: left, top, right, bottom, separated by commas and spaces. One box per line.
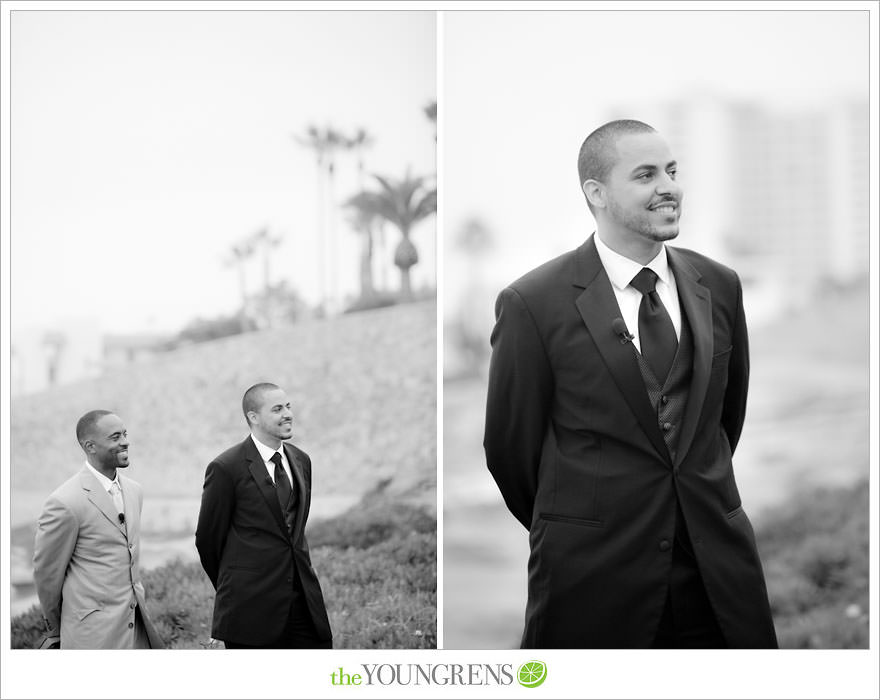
484, 120, 777, 648
196, 382, 332, 648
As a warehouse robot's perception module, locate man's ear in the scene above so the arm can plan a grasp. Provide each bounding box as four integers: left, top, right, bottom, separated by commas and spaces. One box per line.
81, 439, 94, 454
582, 179, 605, 210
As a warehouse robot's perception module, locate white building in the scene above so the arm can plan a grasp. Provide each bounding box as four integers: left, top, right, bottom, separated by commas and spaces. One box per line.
11, 320, 103, 396
608, 93, 869, 323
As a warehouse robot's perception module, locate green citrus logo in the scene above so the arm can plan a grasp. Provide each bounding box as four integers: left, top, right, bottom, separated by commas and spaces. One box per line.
517, 660, 547, 688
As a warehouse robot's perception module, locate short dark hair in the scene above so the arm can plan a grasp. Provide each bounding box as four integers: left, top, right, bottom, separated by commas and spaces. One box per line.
76, 409, 113, 445
242, 382, 280, 424
577, 119, 656, 209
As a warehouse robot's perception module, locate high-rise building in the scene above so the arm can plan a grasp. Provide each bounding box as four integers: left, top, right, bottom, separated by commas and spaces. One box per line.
609, 93, 869, 322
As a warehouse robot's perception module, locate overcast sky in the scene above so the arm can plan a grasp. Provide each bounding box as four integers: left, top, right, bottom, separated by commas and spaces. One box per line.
11, 10, 436, 334
444, 9, 870, 309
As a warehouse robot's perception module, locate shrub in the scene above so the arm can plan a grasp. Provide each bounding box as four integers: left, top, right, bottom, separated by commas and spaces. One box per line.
12, 497, 437, 650
308, 500, 435, 550
756, 480, 868, 649
10, 605, 45, 650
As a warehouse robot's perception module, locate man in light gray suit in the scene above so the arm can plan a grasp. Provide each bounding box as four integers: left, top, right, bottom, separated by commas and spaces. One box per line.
33, 410, 164, 649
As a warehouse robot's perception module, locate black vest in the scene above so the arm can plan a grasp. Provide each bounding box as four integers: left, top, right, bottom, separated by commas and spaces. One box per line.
633, 310, 696, 554
281, 484, 299, 538
633, 310, 693, 464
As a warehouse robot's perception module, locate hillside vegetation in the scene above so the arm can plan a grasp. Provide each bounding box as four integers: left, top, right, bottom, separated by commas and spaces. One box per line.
12, 490, 436, 649
11, 301, 437, 648
12, 301, 436, 511
759, 479, 869, 648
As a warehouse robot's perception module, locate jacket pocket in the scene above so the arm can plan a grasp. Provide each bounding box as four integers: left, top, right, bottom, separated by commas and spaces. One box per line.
74, 606, 103, 622
538, 512, 604, 528
226, 564, 261, 573
712, 346, 733, 372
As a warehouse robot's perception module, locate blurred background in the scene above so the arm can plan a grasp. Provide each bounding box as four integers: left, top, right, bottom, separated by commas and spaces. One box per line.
443, 10, 870, 649
9, 10, 436, 648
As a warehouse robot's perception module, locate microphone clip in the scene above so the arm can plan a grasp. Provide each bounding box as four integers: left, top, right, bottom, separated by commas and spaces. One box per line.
611, 318, 635, 345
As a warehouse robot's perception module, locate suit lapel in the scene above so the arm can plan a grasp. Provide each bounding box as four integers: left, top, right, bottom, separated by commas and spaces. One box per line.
573, 236, 670, 463
244, 438, 289, 537
119, 475, 137, 542
667, 247, 713, 467
284, 443, 308, 541
79, 468, 126, 535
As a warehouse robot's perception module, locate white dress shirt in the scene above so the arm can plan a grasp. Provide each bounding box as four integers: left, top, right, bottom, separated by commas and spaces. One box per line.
84, 460, 125, 516
594, 232, 682, 354
250, 434, 294, 487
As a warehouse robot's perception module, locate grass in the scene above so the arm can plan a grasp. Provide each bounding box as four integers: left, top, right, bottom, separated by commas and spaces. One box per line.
11, 495, 436, 650
756, 479, 869, 648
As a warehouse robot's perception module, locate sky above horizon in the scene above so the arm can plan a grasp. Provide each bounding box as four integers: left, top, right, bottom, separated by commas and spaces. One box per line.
6, 8, 872, 336
10, 10, 436, 335
444, 9, 870, 312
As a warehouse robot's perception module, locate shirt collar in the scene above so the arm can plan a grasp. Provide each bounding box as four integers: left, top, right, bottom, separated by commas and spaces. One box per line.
594, 232, 672, 292
251, 434, 284, 463
84, 460, 120, 492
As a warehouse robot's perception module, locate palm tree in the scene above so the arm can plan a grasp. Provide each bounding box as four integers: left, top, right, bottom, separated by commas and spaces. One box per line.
343, 190, 384, 300
251, 227, 283, 328
371, 172, 437, 299
323, 126, 348, 313
42, 331, 67, 387
294, 125, 329, 313
347, 128, 374, 189
225, 238, 256, 332
424, 100, 437, 142
423, 102, 438, 285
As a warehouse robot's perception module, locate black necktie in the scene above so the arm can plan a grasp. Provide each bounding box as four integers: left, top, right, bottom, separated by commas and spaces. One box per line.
630, 267, 678, 382
270, 452, 292, 509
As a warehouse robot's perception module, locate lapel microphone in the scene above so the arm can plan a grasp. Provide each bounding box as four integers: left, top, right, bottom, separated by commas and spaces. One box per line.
612, 318, 635, 345
118, 513, 125, 525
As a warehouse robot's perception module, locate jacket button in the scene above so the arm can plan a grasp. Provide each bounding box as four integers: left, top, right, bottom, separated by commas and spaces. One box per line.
659, 539, 671, 551
128, 622, 134, 628
130, 603, 135, 609
129, 544, 133, 549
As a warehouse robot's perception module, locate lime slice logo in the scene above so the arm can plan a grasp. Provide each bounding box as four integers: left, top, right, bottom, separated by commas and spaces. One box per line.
517, 660, 547, 688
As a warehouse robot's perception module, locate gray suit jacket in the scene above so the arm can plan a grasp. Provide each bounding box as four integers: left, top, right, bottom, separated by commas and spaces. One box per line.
33, 467, 164, 649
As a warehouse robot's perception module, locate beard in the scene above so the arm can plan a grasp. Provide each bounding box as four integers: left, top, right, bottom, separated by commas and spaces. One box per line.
97, 449, 128, 470
607, 196, 680, 242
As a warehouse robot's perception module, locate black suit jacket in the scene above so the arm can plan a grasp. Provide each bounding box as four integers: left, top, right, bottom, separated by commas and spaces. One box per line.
195, 436, 332, 645
484, 234, 777, 648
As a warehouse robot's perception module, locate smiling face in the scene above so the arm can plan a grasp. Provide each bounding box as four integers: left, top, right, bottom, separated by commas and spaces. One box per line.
82, 413, 130, 477
247, 387, 294, 448
584, 131, 683, 261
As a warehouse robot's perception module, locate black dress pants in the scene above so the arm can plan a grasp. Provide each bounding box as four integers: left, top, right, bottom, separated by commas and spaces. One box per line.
224, 569, 331, 649
224, 605, 329, 649
652, 515, 727, 649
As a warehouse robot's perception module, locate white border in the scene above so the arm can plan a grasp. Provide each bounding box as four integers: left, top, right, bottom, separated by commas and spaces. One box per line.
435, 8, 446, 652
2, 2, 878, 699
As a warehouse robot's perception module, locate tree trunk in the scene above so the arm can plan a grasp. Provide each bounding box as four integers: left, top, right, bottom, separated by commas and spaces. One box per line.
327, 160, 337, 314
360, 228, 375, 299
315, 157, 326, 316
237, 264, 249, 333
399, 267, 412, 300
